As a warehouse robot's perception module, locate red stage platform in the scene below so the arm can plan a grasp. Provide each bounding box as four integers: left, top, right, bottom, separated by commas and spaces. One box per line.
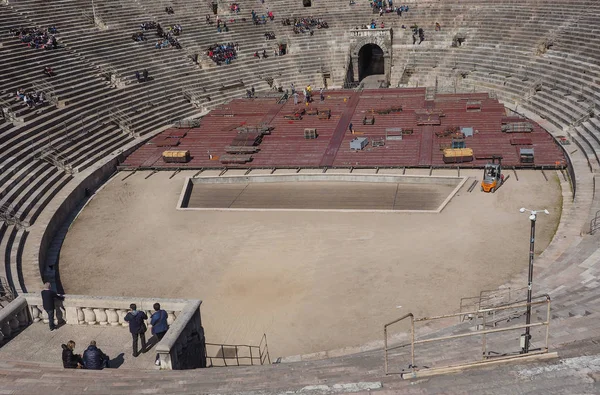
122, 88, 566, 169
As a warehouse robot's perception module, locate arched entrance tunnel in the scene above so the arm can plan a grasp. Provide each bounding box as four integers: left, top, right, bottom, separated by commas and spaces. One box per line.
358, 43, 385, 81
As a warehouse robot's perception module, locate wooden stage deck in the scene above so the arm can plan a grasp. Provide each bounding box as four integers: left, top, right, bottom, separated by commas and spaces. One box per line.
122, 88, 566, 170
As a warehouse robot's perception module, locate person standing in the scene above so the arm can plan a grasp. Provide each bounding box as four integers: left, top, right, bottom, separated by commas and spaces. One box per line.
41, 282, 63, 331
125, 303, 148, 357
150, 303, 169, 366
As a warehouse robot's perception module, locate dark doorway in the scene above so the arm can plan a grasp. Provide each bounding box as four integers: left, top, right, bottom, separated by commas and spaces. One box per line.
358, 44, 384, 81
303, 0, 311, 6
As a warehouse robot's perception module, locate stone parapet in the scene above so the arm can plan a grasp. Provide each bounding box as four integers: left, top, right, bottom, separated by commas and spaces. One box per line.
0, 294, 204, 370
0, 296, 29, 345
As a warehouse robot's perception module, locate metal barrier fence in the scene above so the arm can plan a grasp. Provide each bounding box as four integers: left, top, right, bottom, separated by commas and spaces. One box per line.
205, 333, 270, 367
459, 286, 528, 322
384, 295, 551, 376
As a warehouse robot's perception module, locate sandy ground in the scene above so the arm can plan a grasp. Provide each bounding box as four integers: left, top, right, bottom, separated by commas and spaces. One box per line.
59, 169, 562, 358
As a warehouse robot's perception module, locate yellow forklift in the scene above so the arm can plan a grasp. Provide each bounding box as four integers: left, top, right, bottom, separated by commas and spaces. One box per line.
481, 156, 505, 193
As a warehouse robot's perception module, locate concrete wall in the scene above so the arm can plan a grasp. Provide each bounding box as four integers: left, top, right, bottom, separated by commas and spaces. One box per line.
188, 173, 463, 186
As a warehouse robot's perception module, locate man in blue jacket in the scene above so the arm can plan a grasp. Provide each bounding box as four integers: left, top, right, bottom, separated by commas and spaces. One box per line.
82, 340, 109, 369
151, 303, 169, 366
125, 303, 148, 357
40, 282, 64, 331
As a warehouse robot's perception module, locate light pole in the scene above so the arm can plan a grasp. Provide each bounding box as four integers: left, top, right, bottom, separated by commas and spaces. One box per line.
519, 207, 549, 353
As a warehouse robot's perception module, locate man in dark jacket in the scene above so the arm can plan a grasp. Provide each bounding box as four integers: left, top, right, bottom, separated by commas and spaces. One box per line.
125, 303, 148, 357
150, 302, 169, 366
41, 282, 64, 331
62, 340, 82, 369
82, 340, 109, 369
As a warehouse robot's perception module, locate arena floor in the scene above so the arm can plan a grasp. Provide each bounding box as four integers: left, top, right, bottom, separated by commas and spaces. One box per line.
59, 168, 562, 358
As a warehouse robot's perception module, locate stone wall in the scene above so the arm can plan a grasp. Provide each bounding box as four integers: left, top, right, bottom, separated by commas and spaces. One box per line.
0, 294, 205, 370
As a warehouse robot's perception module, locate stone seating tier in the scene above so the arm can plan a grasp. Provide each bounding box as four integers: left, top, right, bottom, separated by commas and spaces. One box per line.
1, 0, 600, 392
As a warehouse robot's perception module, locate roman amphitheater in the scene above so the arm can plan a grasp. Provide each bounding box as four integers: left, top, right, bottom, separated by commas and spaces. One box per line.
0, 0, 599, 393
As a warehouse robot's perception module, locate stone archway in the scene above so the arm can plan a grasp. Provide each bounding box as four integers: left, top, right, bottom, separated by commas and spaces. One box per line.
358, 43, 385, 81
349, 30, 393, 85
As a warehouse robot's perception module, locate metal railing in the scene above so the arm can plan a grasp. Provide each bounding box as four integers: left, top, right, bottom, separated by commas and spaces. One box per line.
32, 81, 58, 106
384, 295, 551, 376
34, 145, 74, 174
591, 210, 600, 235
205, 333, 270, 367
0, 98, 18, 123
109, 108, 136, 137
459, 287, 528, 322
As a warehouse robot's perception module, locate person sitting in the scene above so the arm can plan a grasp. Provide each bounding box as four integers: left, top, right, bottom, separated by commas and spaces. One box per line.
24, 95, 33, 108
262, 49, 267, 58
43, 66, 55, 77
254, 51, 259, 58
62, 341, 83, 369
143, 69, 149, 81
82, 341, 109, 370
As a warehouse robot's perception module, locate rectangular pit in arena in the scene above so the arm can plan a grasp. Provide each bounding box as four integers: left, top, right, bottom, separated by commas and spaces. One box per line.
178, 174, 468, 213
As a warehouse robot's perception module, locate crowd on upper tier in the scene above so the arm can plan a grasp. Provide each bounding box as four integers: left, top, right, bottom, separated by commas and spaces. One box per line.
207, 43, 238, 65
280, 17, 328, 34
10, 26, 58, 49
371, 0, 410, 16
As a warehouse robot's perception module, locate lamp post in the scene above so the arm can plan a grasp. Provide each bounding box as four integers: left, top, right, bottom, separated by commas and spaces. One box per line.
519, 207, 549, 353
